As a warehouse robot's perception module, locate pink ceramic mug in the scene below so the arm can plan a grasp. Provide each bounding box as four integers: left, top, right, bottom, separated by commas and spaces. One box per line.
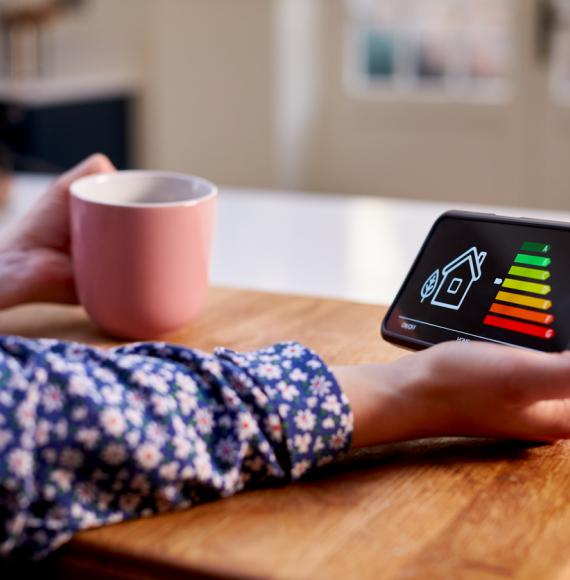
70, 171, 217, 339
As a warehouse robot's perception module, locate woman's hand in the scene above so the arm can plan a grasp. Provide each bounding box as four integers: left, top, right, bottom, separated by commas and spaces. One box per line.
0, 154, 115, 309
335, 341, 570, 448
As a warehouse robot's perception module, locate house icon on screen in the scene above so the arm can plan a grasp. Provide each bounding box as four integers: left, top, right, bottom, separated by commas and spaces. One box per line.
426, 247, 487, 311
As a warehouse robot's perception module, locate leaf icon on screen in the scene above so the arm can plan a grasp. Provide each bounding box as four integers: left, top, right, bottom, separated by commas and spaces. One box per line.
421, 270, 439, 303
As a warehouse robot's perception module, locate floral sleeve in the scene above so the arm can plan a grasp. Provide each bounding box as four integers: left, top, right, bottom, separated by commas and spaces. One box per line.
0, 337, 353, 560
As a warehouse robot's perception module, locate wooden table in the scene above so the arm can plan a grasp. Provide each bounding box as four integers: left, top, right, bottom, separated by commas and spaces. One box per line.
2, 288, 570, 579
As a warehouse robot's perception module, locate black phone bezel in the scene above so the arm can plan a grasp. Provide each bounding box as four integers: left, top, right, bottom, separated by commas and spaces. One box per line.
380, 210, 570, 352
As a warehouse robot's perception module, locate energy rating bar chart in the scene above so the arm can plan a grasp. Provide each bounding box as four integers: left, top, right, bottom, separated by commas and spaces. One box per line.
484, 242, 555, 340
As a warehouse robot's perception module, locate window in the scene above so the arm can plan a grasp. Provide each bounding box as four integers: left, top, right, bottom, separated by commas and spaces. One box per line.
447, 277, 463, 295
345, 0, 512, 101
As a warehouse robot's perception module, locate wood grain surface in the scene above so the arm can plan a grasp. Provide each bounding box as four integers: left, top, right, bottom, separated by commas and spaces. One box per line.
2, 288, 570, 580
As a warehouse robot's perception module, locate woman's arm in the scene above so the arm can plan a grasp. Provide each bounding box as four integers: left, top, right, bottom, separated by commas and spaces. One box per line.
0, 337, 351, 559
2, 332, 569, 560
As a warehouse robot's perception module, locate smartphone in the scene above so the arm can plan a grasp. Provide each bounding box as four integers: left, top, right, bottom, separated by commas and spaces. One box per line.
381, 211, 570, 352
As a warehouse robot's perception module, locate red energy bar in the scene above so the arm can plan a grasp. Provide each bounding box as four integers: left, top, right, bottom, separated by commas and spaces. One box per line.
483, 315, 555, 340
489, 303, 554, 325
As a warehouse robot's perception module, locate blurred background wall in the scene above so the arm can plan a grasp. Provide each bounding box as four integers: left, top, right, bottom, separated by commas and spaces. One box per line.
0, 0, 569, 209
142, 0, 277, 188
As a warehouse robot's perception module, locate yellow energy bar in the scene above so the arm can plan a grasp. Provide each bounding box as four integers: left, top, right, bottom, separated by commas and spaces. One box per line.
502, 278, 551, 295
496, 291, 552, 311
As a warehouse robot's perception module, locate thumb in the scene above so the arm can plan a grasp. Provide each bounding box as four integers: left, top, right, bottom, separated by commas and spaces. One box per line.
51, 153, 117, 200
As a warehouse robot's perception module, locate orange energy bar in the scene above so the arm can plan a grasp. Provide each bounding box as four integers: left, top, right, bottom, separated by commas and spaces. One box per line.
495, 291, 552, 310
489, 303, 554, 325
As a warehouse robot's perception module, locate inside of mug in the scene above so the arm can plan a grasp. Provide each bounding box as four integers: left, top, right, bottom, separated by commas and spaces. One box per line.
71, 172, 216, 207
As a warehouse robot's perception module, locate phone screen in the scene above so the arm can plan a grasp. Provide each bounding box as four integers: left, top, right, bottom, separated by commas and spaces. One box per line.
382, 213, 570, 352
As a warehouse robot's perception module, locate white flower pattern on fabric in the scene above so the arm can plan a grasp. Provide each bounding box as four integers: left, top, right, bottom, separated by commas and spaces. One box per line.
0, 339, 352, 561
294, 410, 317, 432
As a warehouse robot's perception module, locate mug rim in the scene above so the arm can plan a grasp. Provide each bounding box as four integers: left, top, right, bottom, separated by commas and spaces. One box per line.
70, 170, 218, 209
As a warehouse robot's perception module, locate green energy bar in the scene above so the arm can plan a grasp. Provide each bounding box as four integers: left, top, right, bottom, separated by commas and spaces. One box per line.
514, 254, 551, 268
520, 242, 550, 253
508, 266, 550, 281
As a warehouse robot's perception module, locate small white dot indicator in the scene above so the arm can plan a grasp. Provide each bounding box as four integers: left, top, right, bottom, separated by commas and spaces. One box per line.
494, 278, 503, 285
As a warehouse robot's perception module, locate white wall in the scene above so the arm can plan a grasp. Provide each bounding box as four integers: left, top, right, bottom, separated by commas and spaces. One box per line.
141, 0, 277, 188
141, 0, 323, 190
46, 0, 146, 78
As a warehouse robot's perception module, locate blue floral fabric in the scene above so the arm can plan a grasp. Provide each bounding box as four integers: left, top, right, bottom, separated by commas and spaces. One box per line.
0, 337, 353, 560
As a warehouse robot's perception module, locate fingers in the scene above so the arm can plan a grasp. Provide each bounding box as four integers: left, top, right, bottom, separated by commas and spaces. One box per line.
425, 341, 570, 405
517, 399, 570, 441
29, 153, 116, 217
0, 249, 78, 309
500, 350, 570, 405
